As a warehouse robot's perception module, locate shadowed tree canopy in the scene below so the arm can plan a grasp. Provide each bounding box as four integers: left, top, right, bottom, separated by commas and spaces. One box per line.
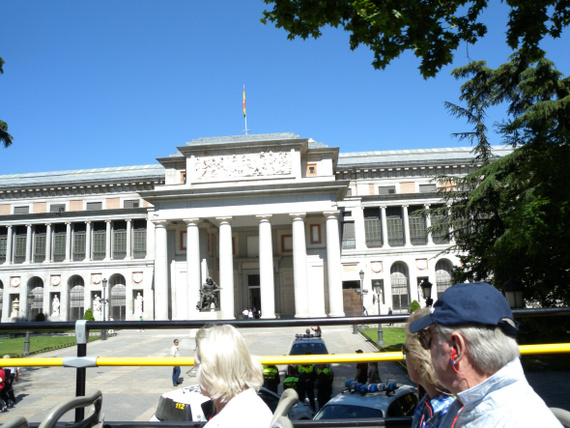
431, 50, 570, 306
261, 0, 570, 78
0, 56, 14, 148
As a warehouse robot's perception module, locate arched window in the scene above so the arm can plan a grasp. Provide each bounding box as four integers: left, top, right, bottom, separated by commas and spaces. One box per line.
29, 277, 44, 320
435, 259, 454, 298
390, 262, 410, 313
69, 275, 85, 321
109, 275, 126, 320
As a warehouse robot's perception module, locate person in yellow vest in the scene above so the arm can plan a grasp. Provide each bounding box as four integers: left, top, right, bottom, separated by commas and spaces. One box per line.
297, 352, 316, 411
262, 364, 280, 393
315, 363, 333, 409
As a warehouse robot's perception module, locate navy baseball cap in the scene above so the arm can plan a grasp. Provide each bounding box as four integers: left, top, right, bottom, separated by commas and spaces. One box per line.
409, 282, 519, 336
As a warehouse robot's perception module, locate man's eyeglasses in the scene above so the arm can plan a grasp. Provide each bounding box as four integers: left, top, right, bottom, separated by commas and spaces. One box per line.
418, 328, 432, 350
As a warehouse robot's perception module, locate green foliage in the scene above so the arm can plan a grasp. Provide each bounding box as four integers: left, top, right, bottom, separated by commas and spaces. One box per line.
433, 49, 570, 306
34, 312, 46, 322
261, 0, 570, 78
84, 308, 95, 321
409, 300, 421, 313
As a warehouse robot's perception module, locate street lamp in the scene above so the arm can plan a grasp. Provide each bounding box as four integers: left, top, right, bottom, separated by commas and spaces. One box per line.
353, 270, 366, 334
23, 291, 34, 356
420, 279, 433, 307
101, 278, 108, 340
503, 279, 524, 309
372, 280, 384, 346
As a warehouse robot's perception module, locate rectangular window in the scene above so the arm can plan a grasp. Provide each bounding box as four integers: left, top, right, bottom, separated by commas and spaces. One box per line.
93, 223, 106, 260
419, 184, 437, 193
73, 232, 86, 261
341, 222, 356, 249
113, 221, 127, 260
431, 210, 450, 245
364, 208, 383, 247
378, 186, 396, 195
14, 227, 26, 264
14, 206, 29, 214
386, 207, 404, 246
50, 204, 66, 213
34, 229, 46, 263
86, 202, 103, 210
408, 206, 427, 246
307, 164, 317, 176
53, 224, 66, 262
310, 224, 321, 244
281, 235, 292, 253
124, 199, 140, 208
0, 232, 6, 263
133, 220, 147, 259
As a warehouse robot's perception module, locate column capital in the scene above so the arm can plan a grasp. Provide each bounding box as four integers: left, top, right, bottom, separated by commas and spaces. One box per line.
402, 204, 409, 208
289, 213, 306, 220
323, 210, 340, 218
216, 216, 233, 223
152, 220, 168, 227
183, 218, 201, 225
256, 214, 273, 221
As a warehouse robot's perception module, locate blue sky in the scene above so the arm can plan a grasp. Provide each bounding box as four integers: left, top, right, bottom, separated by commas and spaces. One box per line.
1, 1, 568, 175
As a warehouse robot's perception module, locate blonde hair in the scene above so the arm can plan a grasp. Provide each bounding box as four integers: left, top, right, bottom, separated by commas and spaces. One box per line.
195, 324, 263, 404
405, 308, 442, 388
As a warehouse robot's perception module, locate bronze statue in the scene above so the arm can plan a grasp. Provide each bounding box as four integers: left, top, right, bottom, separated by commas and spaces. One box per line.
197, 277, 220, 311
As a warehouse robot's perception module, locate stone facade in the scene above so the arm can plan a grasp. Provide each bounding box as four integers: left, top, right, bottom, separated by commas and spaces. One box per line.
0, 133, 512, 321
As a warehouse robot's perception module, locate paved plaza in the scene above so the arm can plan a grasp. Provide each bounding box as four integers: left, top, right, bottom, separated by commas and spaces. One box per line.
0, 325, 568, 424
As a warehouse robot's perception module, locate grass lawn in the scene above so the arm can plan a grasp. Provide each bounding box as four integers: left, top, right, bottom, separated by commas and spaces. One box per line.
361, 326, 406, 352
0, 334, 100, 357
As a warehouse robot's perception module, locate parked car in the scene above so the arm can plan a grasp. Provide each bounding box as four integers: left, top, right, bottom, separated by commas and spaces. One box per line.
150, 384, 314, 422
313, 383, 418, 420
288, 333, 329, 356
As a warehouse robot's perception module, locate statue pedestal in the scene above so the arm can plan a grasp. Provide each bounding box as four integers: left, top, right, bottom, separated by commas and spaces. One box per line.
198, 310, 222, 320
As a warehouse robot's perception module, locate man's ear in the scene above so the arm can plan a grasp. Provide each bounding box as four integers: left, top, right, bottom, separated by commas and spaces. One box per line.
449, 332, 467, 362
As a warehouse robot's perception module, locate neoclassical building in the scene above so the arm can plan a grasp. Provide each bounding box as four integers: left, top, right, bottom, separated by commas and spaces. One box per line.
0, 133, 511, 322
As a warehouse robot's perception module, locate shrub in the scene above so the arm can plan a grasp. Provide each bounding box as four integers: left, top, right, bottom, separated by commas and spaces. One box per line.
83, 308, 95, 321
409, 300, 421, 313
34, 312, 46, 322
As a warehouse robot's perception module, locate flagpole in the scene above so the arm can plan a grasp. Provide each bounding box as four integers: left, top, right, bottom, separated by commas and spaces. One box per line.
242, 84, 250, 135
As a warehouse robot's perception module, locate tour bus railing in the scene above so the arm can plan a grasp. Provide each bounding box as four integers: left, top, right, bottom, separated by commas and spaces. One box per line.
1, 308, 569, 423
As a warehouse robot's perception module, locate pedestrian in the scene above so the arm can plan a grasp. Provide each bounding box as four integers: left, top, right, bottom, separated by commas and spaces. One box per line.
409, 282, 562, 427
355, 349, 368, 384
241, 308, 248, 319
248, 308, 253, 319
2, 356, 19, 407
404, 308, 453, 428
170, 339, 183, 387
297, 353, 316, 411
0, 368, 8, 412
262, 364, 280, 394
388, 307, 393, 326
283, 371, 299, 393
108, 316, 115, 335
312, 326, 322, 336
315, 363, 333, 409
367, 361, 381, 384
139, 316, 144, 332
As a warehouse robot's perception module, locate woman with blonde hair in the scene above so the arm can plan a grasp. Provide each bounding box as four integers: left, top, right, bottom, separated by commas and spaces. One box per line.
195, 324, 272, 428
404, 308, 454, 427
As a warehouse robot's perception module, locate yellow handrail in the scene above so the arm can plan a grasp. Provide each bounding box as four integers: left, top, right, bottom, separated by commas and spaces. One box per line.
6, 343, 570, 367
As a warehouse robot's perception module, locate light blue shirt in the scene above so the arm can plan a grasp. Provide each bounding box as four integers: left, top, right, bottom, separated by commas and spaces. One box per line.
440, 358, 562, 427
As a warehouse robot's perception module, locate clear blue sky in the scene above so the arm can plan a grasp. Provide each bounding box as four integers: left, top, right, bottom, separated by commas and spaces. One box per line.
1, 1, 568, 175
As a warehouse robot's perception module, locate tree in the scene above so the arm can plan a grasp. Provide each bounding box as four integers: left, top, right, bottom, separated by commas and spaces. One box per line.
0, 56, 14, 148
261, 0, 570, 78
431, 50, 570, 306
84, 308, 96, 322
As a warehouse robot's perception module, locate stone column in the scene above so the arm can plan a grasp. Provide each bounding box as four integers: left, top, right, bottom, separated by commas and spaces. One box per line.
380, 206, 390, 248
85, 221, 92, 261
217, 217, 234, 319
125, 219, 132, 260
257, 215, 275, 319
65, 222, 72, 262
105, 220, 112, 261
402, 205, 412, 247
424, 204, 433, 245
153, 220, 169, 320
25, 224, 32, 264
5, 226, 12, 265
185, 218, 202, 319
44, 223, 52, 263
325, 212, 344, 317
291, 213, 309, 318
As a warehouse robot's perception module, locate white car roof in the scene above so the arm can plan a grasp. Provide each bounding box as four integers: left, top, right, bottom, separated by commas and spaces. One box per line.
324, 384, 417, 410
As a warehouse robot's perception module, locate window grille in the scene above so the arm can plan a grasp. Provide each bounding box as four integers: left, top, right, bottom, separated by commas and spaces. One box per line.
124, 200, 140, 208
14, 228, 26, 264
390, 263, 410, 312
14, 206, 29, 214
86, 202, 103, 210
341, 222, 355, 249
378, 186, 396, 195
73, 232, 86, 261
408, 206, 427, 245
133, 226, 146, 259
70, 285, 85, 321
34, 234, 46, 263
419, 184, 437, 193
436, 260, 453, 297
386, 207, 404, 246
364, 208, 382, 247
110, 284, 126, 320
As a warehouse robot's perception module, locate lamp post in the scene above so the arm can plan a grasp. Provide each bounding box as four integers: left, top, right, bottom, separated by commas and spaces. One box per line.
420, 279, 433, 308
353, 270, 366, 334
101, 278, 108, 340
373, 280, 384, 346
503, 279, 524, 309
23, 291, 34, 356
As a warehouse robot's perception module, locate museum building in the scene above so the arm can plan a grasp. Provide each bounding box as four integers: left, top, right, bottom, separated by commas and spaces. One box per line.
0, 133, 511, 322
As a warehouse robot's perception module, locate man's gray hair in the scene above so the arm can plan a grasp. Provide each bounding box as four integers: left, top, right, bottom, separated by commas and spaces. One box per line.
435, 324, 520, 375
195, 324, 263, 404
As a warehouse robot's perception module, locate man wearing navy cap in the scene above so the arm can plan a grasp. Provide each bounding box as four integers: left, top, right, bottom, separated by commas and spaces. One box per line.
409, 282, 561, 427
